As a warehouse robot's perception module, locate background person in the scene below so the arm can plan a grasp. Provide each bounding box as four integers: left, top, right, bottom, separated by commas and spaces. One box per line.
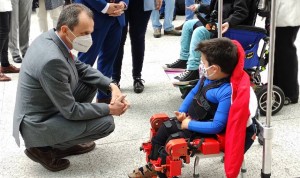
74, 0, 128, 104
0, 0, 20, 81
175, 0, 211, 30
151, 0, 181, 38
9, 0, 33, 63
36, 0, 64, 33
273, 0, 300, 104
164, 0, 256, 83
112, 0, 157, 93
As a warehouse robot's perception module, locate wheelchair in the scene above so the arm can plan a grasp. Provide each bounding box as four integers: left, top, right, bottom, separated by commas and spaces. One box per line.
179, 25, 285, 116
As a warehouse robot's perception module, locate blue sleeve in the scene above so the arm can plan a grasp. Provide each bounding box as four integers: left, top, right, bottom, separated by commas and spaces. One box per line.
77, 0, 129, 13
75, 0, 107, 13
187, 84, 232, 134
178, 80, 201, 113
122, 0, 129, 6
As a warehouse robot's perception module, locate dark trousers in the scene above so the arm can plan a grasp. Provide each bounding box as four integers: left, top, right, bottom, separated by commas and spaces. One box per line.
78, 18, 122, 99
112, 0, 152, 82
0, 12, 11, 67
52, 81, 115, 149
273, 26, 300, 102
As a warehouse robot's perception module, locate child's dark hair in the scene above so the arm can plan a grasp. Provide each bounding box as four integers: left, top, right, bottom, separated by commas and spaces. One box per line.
196, 37, 238, 75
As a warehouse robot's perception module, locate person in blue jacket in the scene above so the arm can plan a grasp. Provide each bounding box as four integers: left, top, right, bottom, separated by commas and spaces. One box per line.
128, 37, 257, 178
74, 0, 128, 103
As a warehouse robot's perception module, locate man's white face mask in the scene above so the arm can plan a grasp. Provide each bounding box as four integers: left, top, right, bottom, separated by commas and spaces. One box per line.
67, 27, 93, 53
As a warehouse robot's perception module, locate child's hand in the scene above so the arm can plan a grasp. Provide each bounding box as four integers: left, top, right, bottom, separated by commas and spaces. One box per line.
181, 117, 191, 129
174, 111, 186, 122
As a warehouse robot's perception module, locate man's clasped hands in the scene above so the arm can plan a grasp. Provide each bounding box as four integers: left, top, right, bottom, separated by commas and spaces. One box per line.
107, 2, 127, 17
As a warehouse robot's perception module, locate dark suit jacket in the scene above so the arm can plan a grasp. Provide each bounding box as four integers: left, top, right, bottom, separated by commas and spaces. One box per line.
13, 29, 112, 147
75, 0, 129, 29
198, 0, 256, 26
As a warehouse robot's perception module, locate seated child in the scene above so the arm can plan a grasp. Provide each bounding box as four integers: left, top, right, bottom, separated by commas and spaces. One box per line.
128, 37, 258, 178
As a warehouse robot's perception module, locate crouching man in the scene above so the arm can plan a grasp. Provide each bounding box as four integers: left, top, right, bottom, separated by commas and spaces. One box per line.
13, 4, 129, 172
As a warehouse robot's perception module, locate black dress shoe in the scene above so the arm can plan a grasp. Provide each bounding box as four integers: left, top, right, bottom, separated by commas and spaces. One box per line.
12, 55, 22, 63
133, 78, 145, 93
54, 141, 96, 158
25, 147, 70, 172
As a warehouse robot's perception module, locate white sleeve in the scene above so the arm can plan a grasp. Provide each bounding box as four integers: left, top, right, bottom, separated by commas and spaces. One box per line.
101, 3, 110, 13
247, 87, 258, 127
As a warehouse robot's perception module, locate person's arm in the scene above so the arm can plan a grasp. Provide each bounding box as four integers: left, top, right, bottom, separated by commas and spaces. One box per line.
78, 0, 108, 13
75, 59, 129, 113
183, 84, 232, 134
223, 0, 251, 26
80, 0, 128, 15
75, 59, 112, 93
178, 80, 201, 113
39, 59, 111, 120
120, 0, 128, 8
196, 2, 211, 14
108, 0, 128, 16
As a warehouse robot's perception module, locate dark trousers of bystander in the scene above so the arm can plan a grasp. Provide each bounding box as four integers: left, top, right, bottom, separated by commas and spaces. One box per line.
0, 11, 11, 67
112, 0, 152, 82
273, 26, 300, 103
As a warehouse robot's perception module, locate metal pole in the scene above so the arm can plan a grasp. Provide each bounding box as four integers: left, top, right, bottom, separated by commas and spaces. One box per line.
217, 0, 223, 38
261, 0, 276, 177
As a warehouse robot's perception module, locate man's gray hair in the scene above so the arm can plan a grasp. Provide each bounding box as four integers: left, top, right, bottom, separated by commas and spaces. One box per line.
56, 3, 93, 32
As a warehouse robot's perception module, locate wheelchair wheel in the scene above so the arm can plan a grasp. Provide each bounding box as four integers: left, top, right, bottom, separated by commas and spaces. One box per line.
256, 85, 285, 116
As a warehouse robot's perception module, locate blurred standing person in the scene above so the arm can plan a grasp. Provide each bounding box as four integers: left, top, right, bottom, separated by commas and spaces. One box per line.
151, 0, 181, 38
112, 0, 158, 93
74, 0, 128, 103
9, 0, 33, 63
0, 0, 20, 81
36, 0, 64, 33
175, 0, 211, 30
164, 0, 256, 82
273, 0, 300, 104
65, 0, 72, 5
